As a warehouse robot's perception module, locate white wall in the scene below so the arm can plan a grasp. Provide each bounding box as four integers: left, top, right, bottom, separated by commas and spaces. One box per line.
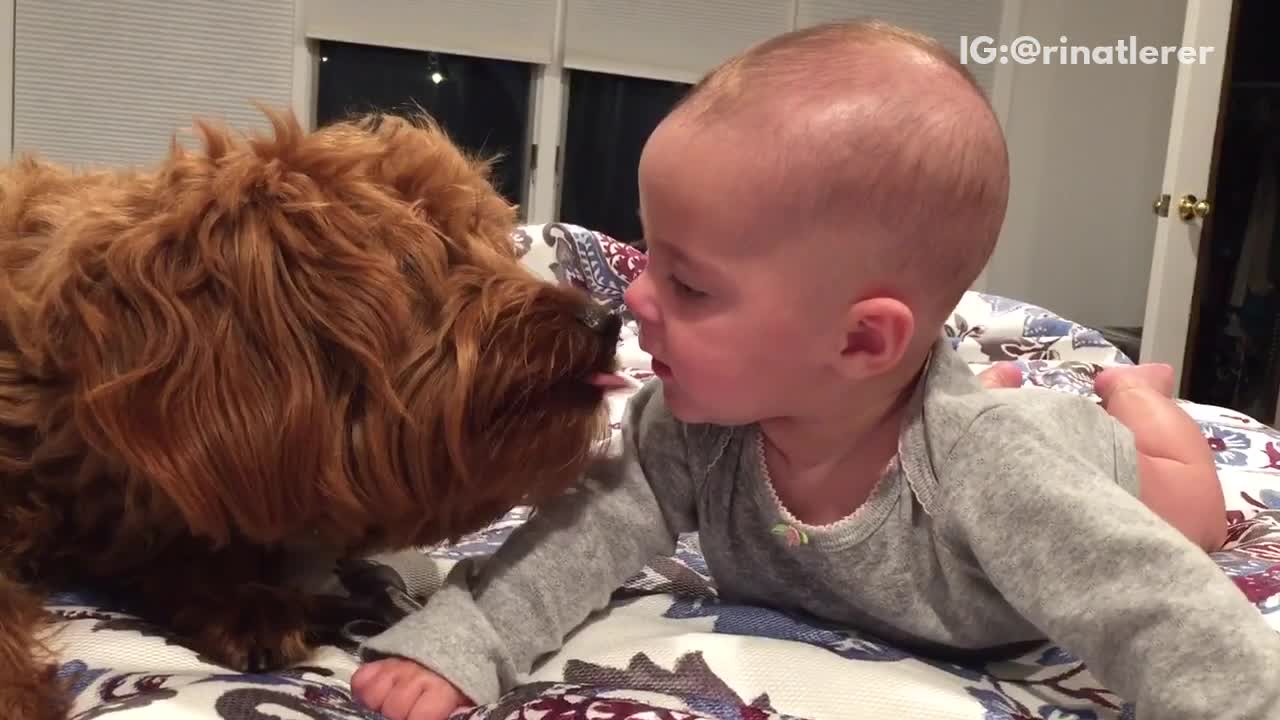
984, 0, 1187, 329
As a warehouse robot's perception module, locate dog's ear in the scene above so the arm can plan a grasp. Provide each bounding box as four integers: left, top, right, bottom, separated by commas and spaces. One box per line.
334, 112, 520, 261
32, 112, 427, 547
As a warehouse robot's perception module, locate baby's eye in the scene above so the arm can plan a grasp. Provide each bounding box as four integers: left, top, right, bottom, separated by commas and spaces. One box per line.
670, 275, 707, 300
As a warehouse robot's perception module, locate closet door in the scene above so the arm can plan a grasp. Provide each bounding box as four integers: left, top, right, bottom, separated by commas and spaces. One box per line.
14, 0, 296, 168
1140, 0, 1235, 396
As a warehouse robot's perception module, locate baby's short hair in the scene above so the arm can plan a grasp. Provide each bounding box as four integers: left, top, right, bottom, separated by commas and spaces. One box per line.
673, 19, 1009, 322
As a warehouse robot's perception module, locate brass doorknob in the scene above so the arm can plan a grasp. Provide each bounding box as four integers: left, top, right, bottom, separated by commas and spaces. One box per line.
1177, 194, 1211, 221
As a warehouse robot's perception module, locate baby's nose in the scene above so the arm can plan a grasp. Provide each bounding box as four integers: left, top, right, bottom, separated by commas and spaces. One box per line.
622, 272, 657, 323
575, 302, 622, 341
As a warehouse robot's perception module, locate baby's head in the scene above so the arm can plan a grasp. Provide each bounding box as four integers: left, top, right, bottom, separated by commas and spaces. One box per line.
625, 19, 1009, 425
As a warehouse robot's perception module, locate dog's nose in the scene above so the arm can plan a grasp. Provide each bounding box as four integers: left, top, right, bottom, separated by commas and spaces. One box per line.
576, 302, 621, 340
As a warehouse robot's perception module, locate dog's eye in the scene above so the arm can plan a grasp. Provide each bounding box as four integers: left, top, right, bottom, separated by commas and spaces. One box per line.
399, 256, 418, 281
400, 255, 437, 288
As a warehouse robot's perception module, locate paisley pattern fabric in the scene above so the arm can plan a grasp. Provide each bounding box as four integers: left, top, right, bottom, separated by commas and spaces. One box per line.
46, 223, 1280, 719
510, 223, 646, 320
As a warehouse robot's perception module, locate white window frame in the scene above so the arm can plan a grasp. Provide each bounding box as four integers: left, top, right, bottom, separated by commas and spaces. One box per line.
0, 1, 14, 161
292, 0, 318, 134
0, 0, 18, 163
524, 0, 569, 225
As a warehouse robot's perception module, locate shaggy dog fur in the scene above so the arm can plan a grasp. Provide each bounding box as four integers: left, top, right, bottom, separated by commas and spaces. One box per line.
0, 109, 621, 719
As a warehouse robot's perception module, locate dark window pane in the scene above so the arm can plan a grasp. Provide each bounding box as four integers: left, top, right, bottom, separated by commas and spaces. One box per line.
315, 40, 533, 209
560, 70, 690, 246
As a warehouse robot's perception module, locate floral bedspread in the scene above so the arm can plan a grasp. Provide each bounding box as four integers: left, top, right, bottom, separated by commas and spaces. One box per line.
47, 224, 1280, 719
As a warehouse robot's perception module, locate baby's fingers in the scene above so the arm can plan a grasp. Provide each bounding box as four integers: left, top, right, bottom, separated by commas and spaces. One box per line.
977, 362, 1023, 390
407, 680, 471, 720
382, 676, 435, 720
350, 661, 384, 693
351, 659, 409, 712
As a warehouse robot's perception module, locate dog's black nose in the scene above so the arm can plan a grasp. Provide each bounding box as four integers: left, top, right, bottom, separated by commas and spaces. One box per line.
576, 302, 621, 340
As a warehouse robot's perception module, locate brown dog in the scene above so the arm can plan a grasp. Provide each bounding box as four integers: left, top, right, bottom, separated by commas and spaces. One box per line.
0, 109, 622, 720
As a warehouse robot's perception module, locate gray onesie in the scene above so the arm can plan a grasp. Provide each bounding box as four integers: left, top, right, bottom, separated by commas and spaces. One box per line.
363, 337, 1280, 719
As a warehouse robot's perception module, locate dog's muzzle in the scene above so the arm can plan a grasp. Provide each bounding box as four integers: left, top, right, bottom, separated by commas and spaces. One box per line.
576, 302, 622, 341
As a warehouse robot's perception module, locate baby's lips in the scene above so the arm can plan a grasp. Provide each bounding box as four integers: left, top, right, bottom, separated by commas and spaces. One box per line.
588, 372, 635, 391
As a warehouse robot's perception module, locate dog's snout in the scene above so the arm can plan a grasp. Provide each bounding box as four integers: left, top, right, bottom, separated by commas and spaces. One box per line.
576, 302, 621, 340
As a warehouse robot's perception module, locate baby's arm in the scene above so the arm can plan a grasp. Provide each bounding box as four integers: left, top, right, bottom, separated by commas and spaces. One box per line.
354, 381, 697, 718
943, 406, 1280, 719
1094, 364, 1227, 551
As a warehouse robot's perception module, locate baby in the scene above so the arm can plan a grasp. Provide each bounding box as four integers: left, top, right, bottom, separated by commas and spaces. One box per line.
353, 20, 1278, 720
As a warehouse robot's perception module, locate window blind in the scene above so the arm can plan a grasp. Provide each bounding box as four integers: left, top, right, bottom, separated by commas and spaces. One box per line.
796, 0, 1004, 96
14, 0, 297, 169
303, 0, 558, 66
562, 0, 794, 84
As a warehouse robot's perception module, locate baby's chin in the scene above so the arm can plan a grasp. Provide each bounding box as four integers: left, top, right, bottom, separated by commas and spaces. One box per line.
660, 383, 754, 427
658, 381, 704, 423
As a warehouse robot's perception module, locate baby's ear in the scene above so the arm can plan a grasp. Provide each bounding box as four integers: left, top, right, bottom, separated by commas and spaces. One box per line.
837, 297, 915, 380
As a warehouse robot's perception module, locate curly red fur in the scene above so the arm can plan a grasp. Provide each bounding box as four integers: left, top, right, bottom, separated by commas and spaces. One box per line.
0, 108, 619, 719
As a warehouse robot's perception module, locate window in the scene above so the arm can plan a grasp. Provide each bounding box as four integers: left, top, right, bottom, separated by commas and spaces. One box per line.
558, 70, 691, 247
314, 40, 534, 211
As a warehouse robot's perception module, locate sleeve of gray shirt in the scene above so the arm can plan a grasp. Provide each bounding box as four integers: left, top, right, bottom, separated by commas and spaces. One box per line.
359, 380, 698, 705
940, 403, 1280, 720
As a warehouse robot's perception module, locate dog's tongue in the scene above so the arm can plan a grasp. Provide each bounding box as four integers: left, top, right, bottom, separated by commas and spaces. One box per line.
589, 372, 632, 391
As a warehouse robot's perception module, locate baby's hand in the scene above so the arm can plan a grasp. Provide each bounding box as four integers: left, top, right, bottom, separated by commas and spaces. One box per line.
976, 362, 1023, 390
351, 657, 473, 720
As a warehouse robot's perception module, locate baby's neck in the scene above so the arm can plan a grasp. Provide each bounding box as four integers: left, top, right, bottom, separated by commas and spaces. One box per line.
759, 360, 924, 525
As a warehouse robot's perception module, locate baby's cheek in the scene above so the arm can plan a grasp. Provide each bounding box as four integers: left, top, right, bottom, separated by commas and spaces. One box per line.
709, 358, 758, 400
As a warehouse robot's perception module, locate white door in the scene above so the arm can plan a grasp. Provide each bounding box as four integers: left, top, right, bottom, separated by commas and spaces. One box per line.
1139, 0, 1234, 395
